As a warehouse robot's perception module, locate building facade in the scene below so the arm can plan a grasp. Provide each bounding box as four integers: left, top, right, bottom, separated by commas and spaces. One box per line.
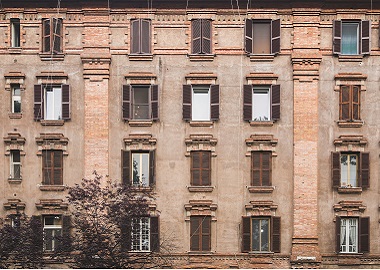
1, 0, 380, 268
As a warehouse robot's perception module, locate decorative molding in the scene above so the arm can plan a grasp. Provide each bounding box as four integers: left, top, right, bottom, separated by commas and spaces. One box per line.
3, 199, 26, 214
333, 135, 367, 152
249, 54, 275, 62
188, 54, 215, 61
35, 199, 68, 212
35, 133, 69, 156
185, 134, 217, 157
246, 73, 278, 85
188, 186, 214, 192
36, 71, 68, 84
4, 72, 25, 91
248, 186, 275, 193
123, 134, 157, 151
245, 200, 278, 216
245, 134, 278, 157
4, 133, 26, 156
185, 72, 217, 85
124, 72, 157, 84
184, 200, 218, 221
334, 73, 367, 91
333, 200, 366, 215
128, 54, 154, 61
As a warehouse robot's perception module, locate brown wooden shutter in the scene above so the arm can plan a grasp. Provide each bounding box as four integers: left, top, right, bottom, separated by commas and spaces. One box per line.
359, 217, 370, 253
340, 85, 350, 120
210, 84, 219, 121
202, 20, 212, 54
53, 150, 63, 185
61, 84, 70, 120
30, 216, 43, 252
361, 20, 370, 55
192, 20, 202, 54
262, 152, 272, 186
201, 216, 211, 251
150, 216, 159, 252
243, 85, 252, 121
191, 151, 201, 186
360, 152, 370, 188
61, 215, 72, 252
190, 216, 200, 251
183, 85, 192, 121
271, 19, 281, 54
336, 216, 341, 253
131, 19, 140, 54
241, 216, 251, 252
121, 150, 130, 186
201, 151, 211, 186
34, 84, 44, 120
252, 152, 260, 186
333, 20, 342, 54
121, 218, 132, 251
122, 85, 131, 120
52, 18, 62, 53
271, 84, 281, 121
151, 84, 159, 120
271, 216, 281, 253
149, 150, 156, 187
42, 19, 51, 53
141, 19, 151, 54
332, 152, 341, 188
245, 19, 253, 54
42, 151, 50, 185
352, 85, 360, 120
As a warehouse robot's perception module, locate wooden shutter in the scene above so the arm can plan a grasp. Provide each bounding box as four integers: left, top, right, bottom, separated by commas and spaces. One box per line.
245, 19, 253, 54
201, 216, 211, 251
332, 152, 341, 188
352, 85, 360, 120
42, 151, 50, 185
361, 20, 370, 55
262, 152, 271, 186
131, 19, 140, 54
241, 217, 251, 252
333, 20, 342, 54
53, 150, 63, 185
121, 150, 130, 186
360, 152, 370, 188
151, 85, 159, 120
271, 216, 281, 253
201, 151, 211, 186
61, 215, 72, 252
359, 217, 370, 253
243, 85, 252, 121
340, 85, 350, 120
252, 152, 260, 186
34, 84, 44, 120
335, 216, 341, 253
271, 19, 281, 54
150, 216, 159, 252
61, 84, 70, 120
210, 84, 220, 121
121, 218, 132, 251
122, 85, 131, 120
191, 151, 201, 186
141, 19, 151, 54
183, 85, 192, 121
190, 217, 200, 251
202, 20, 212, 54
271, 84, 281, 120
149, 150, 156, 187
52, 18, 62, 53
30, 216, 43, 252
42, 19, 51, 53
192, 20, 202, 54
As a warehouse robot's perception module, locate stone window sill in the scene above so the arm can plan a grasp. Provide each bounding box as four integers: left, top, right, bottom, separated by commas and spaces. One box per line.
189, 121, 214, 127
128, 54, 153, 61
337, 120, 363, 128
39, 185, 66, 191
39, 53, 65, 61
40, 120, 65, 126
187, 251, 214, 255
248, 251, 274, 255
248, 186, 274, 193
250, 121, 274, 127
338, 55, 364, 62
128, 120, 153, 127
130, 186, 153, 192
8, 179, 22, 184
188, 54, 215, 61
8, 47, 22, 54
188, 186, 214, 192
337, 187, 362, 194
249, 54, 275, 62
9, 113, 22, 119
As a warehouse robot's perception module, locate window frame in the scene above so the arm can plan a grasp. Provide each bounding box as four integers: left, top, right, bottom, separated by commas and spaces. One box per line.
10, 150, 21, 180
245, 19, 281, 55
251, 151, 272, 186
42, 18, 63, 54
333, 20, 370, 55
192, 85, 211, 121
42, 150, 63, 186
130, 18, 151, 55
11, 84, 21, 114
10, 18, 21, 48
251, 217, 271, 252
121, 150, 156, 188
190, 215, 211, 252
336, 216, 370, 254
339, 85, 360, 121
340, 153, 358, 188
43, 215, 62, 252
131, 217, 151, 252
190, 151, 211, 186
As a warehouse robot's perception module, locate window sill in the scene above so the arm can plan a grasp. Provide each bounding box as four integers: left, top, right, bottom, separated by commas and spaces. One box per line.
188, 186, 214, 192
130, 186, 153, 192
337, 120, 363, 128
8, 178, 22, 184
189, 121, 214, 127
128, 54, 153, 61
249, 54, 275, 62
9, 113, 22, 119
337, 187, 362, 194
250, 121, 274, 127
338, 55, 364, 62
39, 53, 65, 61
128, 120, 153, 127
248, 186, 274, 193
188, 54, 215, 61
248, 251, 274, 255
39, 185, 66, 191
8, 47, 22, 54
187, 251, 214, 255
40, 120, 65, 126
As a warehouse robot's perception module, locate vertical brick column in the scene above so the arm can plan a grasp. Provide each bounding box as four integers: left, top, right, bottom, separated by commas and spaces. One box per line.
81, 8, 111, 178
290, 9, 322, 268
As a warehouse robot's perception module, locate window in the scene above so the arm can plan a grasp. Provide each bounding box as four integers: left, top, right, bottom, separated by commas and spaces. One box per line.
182, 85, 219, 121
11, 19, 20, 48
245, 19, 280, 55
10, 150, 21, 179
242, 216, 281, 253
42, 18, 63, 54
339, 85, 360, 121
333, 20, 370, 55
43, 215, 62, 251
251, 152, 271, 186
190, 216, 211, 252
332, 152, 369, 189
42, 150, 63, 185
336, 217, 369, 254
122, 150, 155, 187
122, 85, 159, 121
12, 85, 21, 113
191, 19, 212, 54
34, 84, 70, 121
191, 151, 211, 186
131, 19, 151, 54
130, 217, 159, 252
243, 85, 280, 122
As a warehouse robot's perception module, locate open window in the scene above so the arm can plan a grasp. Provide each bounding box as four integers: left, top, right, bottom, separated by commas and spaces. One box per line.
336, 216, 369, 254
245, 19, 280, 55
333, 20, 370, 55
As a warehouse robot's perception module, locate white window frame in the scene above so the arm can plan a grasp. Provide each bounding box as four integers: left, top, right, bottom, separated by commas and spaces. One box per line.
341, 22, 359, 55
10, 150, 21, 179
340, 218, 358, 253
132, 152, 149, 187
11, 85, 21, 113
11, 18, 20, 48
252, 86, 270, 121
251, 217, 270, 252
131, 217, 150, 252
192, 85, 210, 121
44, 85, 62, 120
43, 215, 62, 251
340, 153, 358, 187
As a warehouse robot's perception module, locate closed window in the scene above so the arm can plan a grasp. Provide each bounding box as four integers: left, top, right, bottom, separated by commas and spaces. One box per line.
42, 18, 63, 54
251, 152, 271, 186
11, 19, 20, 48
245, 19, 280, 55
191, 19, 212, 54
10, 150, 21, 179
190, 216, 211, 252
336, 217, 369, 254
191, 151, 211, 186
121, 150, 155, 187
129, 216, 159, 252
243, 85, 280, 122
333, 20, 370, 55
339, 85, 360, 121
242, 216, 281, 253
131, 19, 151, 54
42, 150, 63, 185
182, 85, 219, 121
43, 215, 62, 251
12, 85, 21, 113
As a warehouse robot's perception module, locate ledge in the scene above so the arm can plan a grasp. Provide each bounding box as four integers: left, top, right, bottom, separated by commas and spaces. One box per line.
40, 120, 65, 126
337, 187, 362, 194
338, 55, 364, 62
128, 120, 153, 127
337, 121, 363, 128
130, 186, 153, 192
8, 47, 22, 54
188, 54, 215, 61
39, 185, 66, 191
8, 179, 22, 184
128, 54, 153, 61
189, 121, 214, 127
188, 186, 214, 192
249, 54, 275, 62
39, 53, 65, 61
248, 186, 274, 193
250, 121, 274, 127
8, 113, 22, 119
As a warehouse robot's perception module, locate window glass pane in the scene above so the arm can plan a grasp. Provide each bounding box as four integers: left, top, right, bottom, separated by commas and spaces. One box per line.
133, 86, 150, 119
349, 155, 357, 187
341, 218, 358, 253
340, 154, 348, 186
253, 87, 270, 121
11, 19, 20, 47
192, 87, 210, 121
12, 87, 21, 113
251, 219, 260, 251
45, 87, 62, 120
132, 153, 149, 186
260, 219, 269, 251
253, 22, 270, 54
11, 151, 21, 179
131, 217, 150, 251
340, 154, 357, 187
342, 23, 358, 55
